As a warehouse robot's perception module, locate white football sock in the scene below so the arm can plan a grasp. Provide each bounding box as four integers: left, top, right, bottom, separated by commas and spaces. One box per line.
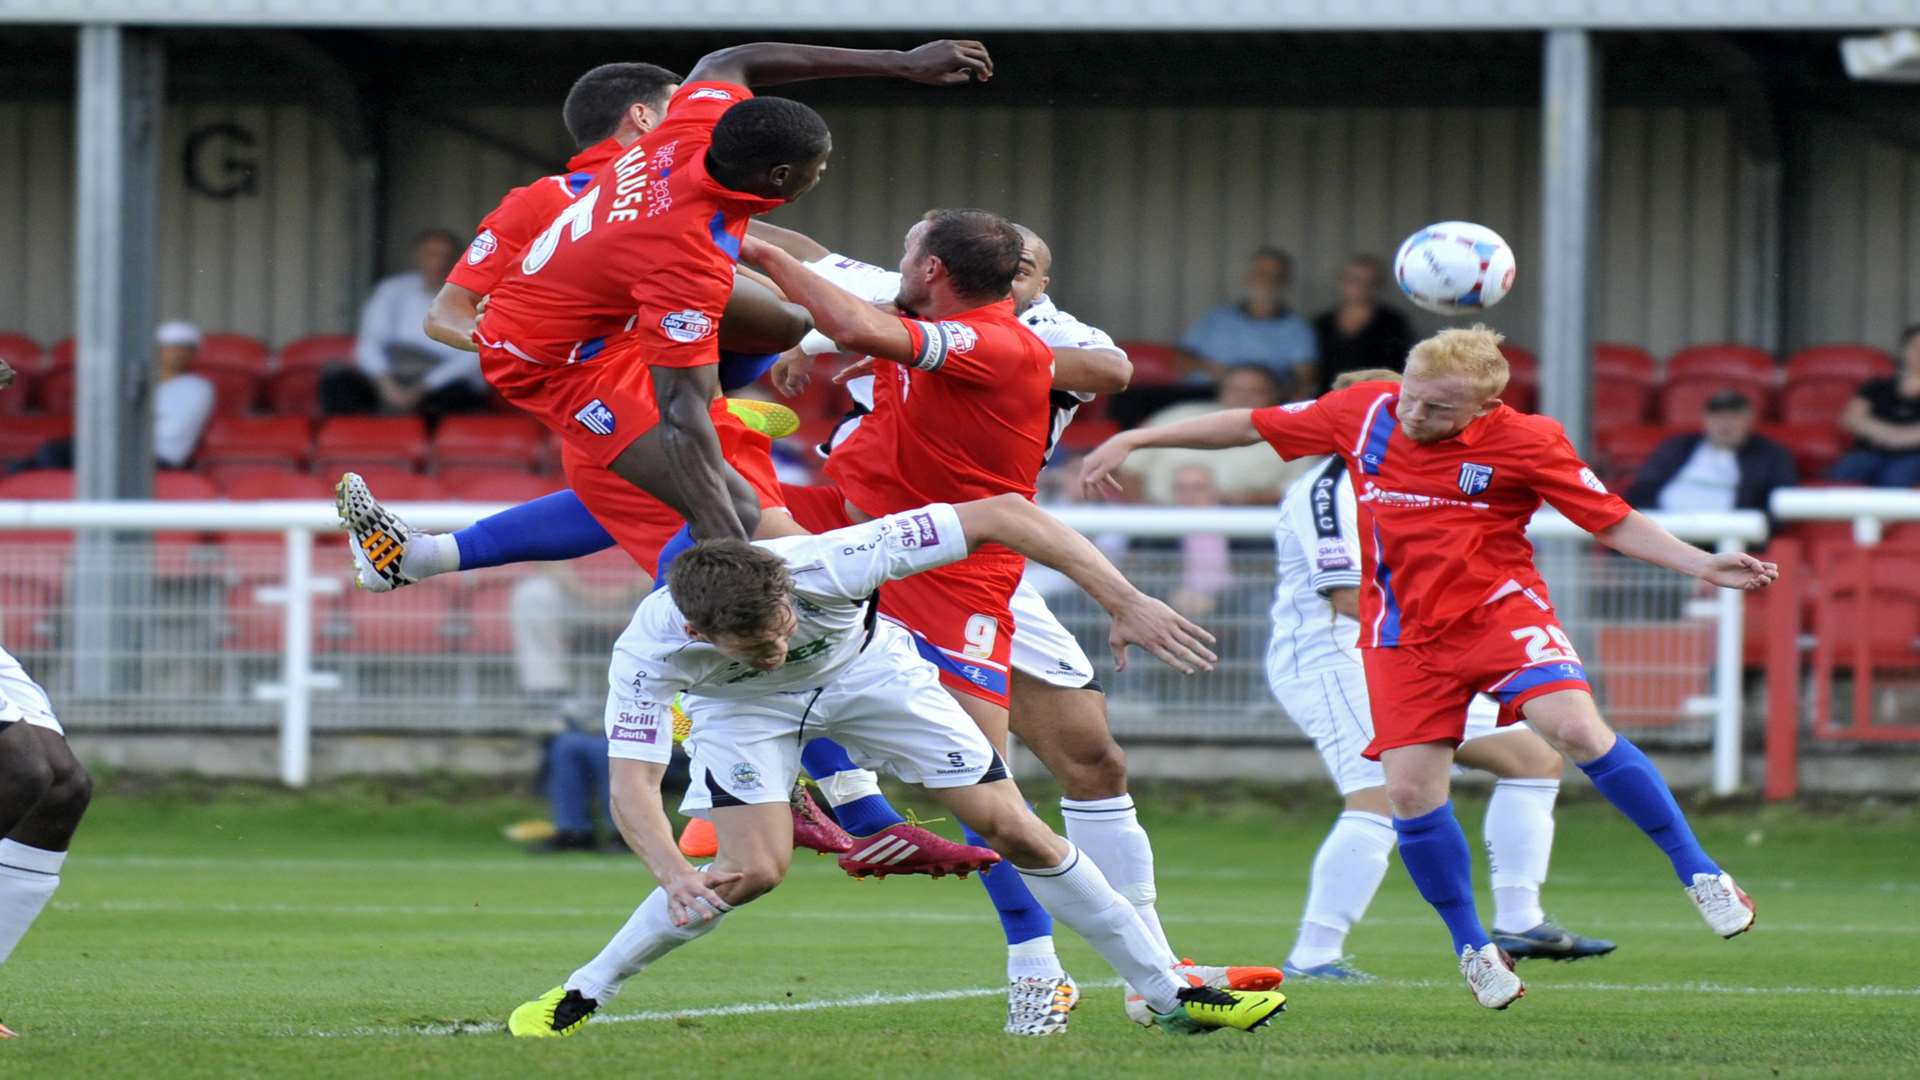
1017, 843, 1184, 1013
815, 768, 884, 808
565, 884, 729, 1002
0, 839, 66, 965
1060, 794, 1178, 965
1006, 936, 1064, 982
1288, 810, 1394, 970
1486, 778, 1558, 933
398, 532, 461, 580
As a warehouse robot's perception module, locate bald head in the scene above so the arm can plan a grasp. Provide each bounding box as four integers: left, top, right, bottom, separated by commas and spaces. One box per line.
1011, 223, 1053, 313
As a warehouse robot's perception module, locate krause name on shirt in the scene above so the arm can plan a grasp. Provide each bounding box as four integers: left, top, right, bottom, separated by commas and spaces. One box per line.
607, 139, 677, 223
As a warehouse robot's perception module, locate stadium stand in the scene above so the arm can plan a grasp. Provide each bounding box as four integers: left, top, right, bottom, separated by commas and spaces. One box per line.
1115, 341, 1184, 386
1660, 374, 1774, 425
196, 416, 313, 471
1784, 344, 1895, 383
1667, 343, 1778, 382
1594, 342, 1658, 382
311, 416, 429, 474
430, 415, 546, 473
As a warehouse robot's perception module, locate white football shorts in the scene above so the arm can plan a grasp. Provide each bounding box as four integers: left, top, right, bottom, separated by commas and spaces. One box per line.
678, 619, 1005, 817
1008, 580, 1098, 690
0, 646, 63, 736
1268, 661, 1509, 795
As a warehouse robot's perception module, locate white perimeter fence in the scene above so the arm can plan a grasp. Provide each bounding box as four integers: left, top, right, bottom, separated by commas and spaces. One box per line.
0, 501, 1767, 791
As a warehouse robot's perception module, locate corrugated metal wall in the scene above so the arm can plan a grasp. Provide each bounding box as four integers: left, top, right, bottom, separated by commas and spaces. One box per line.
0, 99, 359, 351
4, 96, 1916, 358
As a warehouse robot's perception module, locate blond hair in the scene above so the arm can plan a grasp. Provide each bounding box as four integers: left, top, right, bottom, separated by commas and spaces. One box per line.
1406, 324, 1509, 399
1331, 368, 1403, 391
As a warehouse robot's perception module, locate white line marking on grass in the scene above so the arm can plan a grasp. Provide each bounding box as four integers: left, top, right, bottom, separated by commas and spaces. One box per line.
313, 977, 1920, 1039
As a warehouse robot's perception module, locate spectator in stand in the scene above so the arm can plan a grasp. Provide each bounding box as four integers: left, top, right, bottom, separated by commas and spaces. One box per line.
1122, 363, 1313, 505
1832, 325, 1920, 487
13, 321, 214, 472
1309, 255, 1414, 395
321, 229, 491, 423
1177, 247, 1317, 397
1624, 389, 1796, 527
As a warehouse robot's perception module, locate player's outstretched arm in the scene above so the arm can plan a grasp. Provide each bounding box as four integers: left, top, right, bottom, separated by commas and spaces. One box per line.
424, 283, 483, 352
746, 220, 832, 263
1050, 347, 1132, 395
1079, 409, 1264, 499
687, 40, 992, 89
609, 759, 742, 925
953, 494, 1218, 674
741, 235, 916, 364
1594, 510, 1780, 591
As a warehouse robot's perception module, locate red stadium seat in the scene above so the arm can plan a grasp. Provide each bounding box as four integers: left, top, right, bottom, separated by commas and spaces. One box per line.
150, 472, 224, 575
438, 468, 567, 503
33, 362, 74, 416
1590, 374, 1652, 432
0, 471, 76, 592
316, 586, 458, 655
1595, 425, 1678, 484
1784, 344, 1894, 384
1779, 375, 1865, 427
218, 466, 337, 502
197, 334, 271, 371
1594, 624, 1712, 727
275, 334, 357, 373
1116, 342, 1184, 386
1813, 549, 1920, 670
431, 415, 544, 471
0, 364, 27, 417
194, 362, 266, 417
197, 416, 312, 471
0, 416, 69, 467
460, 578, 522, 654
1755, 423, 1843, 481
1498, 343, 1537, 388
311, 416, 428, 474
1659, 374, 1773, 425
0, 469, 75, 501
262, 365, 329, 416
344, 465, 447, 503
47, 337, 73, 371
1666, 344, 1776, 383
0, 332, 43, 372
1593, 342, 1656, 382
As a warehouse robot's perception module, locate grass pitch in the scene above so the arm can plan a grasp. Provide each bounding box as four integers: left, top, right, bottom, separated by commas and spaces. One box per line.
3, 779, 1916, 1078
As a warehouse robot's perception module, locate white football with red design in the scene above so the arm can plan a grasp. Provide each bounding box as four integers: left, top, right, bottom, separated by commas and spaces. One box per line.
1393, 221, 1516, 315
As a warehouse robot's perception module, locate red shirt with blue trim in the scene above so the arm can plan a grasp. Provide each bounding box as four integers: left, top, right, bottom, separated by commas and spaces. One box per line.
445, 137, 625, 296
1250, 381, 1632, 648
827, 301, 1056, 524
478, 81, 784, 373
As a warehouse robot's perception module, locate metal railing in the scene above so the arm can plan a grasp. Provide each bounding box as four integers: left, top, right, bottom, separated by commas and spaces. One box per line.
0, 500, 1766, 791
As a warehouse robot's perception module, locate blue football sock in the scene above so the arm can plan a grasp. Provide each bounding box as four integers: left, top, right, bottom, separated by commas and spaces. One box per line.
1579, 736, 1721, 883
717, 349, 782, 392
1393, 802, 1490, 954
963, 821, 1054, 946
450, 490, 615, 570
799, 738, 905, 835
649, 524, 697, 593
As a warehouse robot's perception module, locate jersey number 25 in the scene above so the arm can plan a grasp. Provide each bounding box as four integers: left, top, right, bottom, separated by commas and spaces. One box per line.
521, 188, 601, 276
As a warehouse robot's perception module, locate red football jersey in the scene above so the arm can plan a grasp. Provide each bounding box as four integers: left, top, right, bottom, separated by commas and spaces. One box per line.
478, 81, 783, 374
1251, 382, 1632, 648
827, 301, 1056, 522
445, 137, 625, 296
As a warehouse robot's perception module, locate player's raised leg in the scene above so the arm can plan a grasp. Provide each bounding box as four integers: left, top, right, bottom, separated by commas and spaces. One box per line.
929, 777, 1286, 1036
1519, 689, 1754, 938
1453, 723, 1615, 960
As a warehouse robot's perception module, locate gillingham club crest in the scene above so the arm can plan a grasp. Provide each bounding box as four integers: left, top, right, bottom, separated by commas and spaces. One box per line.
1457, 462, 1495, 496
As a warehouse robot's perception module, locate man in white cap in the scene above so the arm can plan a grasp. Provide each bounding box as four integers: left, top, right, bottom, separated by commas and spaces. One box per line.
152, 321, 215, 469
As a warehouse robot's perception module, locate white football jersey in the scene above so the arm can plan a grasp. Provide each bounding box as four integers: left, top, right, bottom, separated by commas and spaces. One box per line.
1266, 456, 1366, 682
604, 503, 970, 762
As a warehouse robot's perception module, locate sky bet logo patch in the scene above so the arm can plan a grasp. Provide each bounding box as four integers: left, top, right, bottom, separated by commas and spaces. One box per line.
465, 229, 496, 265
660, 309, 714, 344
688, 88, 734, 102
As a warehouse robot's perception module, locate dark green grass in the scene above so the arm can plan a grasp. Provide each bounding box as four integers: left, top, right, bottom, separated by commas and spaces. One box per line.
3, 781, 1916, 1078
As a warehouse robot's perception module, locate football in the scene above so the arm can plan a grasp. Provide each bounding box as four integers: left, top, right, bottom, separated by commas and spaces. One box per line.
1393, 221, 1517, 315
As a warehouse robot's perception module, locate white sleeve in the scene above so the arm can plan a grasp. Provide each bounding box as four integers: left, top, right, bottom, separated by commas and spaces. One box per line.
1032, 309, 1120, 353
1295, 459, 1362, 595
151, 375, 215, 468
799, 253, 903, 356
787, 502, 970, 599
601, 611, 687, 764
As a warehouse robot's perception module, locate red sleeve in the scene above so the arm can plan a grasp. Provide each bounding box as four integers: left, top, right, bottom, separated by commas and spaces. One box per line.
629, 263, 732, 369
1250, 391, 1364, 460
896, 317, 1043, 387
651, 81, 752, 140
445, 181, 566, 294
1523, 419, 1633, 533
